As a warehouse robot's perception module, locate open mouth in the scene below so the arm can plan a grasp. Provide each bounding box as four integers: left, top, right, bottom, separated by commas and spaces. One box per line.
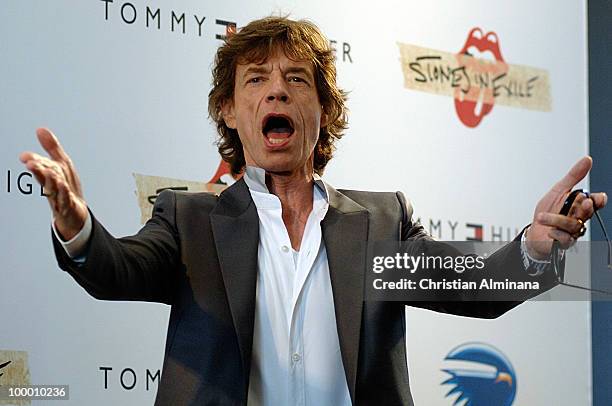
262, 114, 294, 145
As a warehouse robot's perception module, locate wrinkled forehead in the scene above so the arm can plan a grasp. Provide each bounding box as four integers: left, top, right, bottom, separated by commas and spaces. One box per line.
236, 41, 316, 73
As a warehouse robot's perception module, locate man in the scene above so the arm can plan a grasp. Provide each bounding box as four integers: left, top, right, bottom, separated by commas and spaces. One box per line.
20, 16, 607, 406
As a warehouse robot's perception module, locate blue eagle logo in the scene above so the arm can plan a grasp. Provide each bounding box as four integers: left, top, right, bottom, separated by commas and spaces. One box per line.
441, 342, 516, 406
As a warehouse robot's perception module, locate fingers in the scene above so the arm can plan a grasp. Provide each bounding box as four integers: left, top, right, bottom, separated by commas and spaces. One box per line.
30, 158, 78, 215
25, 158, 63, 191
569, 193, 593, 221
19, 128, 88, 238
589, 192, 608, 210
21, 152, 65, 178
567, 192, 606, 221
552, 156, 592, 193
25, 160, 64, 213
534, 189, 606, 247
20, 129, 84, 198
19, 151, 35, 164
36, 128, 70, 163
45, 165, 73, 217
537, 212, 584, 235
25, 160, 50, 190
577, 197, 594, 220
36, 128, 83, 197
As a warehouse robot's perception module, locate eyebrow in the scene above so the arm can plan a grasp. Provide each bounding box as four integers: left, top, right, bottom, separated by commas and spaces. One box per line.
284, 66, 314, 80
241, 65, 314, 80
242, 66, 270, 77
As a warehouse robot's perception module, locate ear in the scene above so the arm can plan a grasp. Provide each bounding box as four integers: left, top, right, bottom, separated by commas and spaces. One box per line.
221, 99, 237, 129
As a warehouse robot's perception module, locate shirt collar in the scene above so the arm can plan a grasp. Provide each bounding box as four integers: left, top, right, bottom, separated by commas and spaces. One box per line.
243, 166, 329, 202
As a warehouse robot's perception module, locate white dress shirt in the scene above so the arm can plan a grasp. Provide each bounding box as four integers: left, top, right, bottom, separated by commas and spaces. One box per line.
243, 167, 351, 406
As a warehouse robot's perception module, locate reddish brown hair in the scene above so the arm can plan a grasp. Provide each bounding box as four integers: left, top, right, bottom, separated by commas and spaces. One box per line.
208, 16, 348, 175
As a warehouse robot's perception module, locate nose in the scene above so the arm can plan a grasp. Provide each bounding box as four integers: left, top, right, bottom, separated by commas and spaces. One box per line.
266, 75, 290, 103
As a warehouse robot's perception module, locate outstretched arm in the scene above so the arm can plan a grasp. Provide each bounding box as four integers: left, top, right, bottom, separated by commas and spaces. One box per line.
20, 128, 181, 303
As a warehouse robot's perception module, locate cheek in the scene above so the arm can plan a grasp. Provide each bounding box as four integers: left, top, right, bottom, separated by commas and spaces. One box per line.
236, 110, 259, 139
308, 110, 323, 143
233, 93, 260, 132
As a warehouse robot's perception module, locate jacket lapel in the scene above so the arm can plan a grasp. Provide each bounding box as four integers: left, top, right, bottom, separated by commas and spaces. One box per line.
322, 183, 370, 403
210, 178, 370, 402
209, 179, 259, 391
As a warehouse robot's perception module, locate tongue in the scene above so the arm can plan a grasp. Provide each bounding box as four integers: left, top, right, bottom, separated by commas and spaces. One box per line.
266, 128, 292, 139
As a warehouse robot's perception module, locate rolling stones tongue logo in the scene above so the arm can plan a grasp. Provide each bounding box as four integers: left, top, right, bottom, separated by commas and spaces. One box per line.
454, 28, 508, 128
398, 28, 550, 128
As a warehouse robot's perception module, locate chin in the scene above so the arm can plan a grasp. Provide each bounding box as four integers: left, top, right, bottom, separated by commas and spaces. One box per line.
257, 159, 303, 175
247, 149, 313, 175
259, 164, 295, 175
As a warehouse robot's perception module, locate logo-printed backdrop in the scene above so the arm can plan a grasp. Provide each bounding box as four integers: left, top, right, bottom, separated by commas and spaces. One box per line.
0, 1, 591, 405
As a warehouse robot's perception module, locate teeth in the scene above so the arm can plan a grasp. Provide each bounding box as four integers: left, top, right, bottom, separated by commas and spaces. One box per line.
268, 138, 286, 144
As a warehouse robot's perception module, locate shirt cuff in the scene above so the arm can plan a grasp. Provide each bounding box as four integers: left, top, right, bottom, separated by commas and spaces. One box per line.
52, 212, 92, 259
520, 226, 556, 276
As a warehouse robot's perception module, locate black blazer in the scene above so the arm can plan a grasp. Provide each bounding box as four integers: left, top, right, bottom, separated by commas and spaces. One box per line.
52, 179, 554, 405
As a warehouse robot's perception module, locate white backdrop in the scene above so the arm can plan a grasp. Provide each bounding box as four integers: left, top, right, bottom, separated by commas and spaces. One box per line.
0, 0, 590, 405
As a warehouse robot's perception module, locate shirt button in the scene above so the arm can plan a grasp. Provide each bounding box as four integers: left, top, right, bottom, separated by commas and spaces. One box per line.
292, 353, 301, 363
281, 245, 290, 253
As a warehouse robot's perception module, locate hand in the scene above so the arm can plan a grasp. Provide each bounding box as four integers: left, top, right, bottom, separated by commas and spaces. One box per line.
19, 128, 88, 240
526, 156, 608, 259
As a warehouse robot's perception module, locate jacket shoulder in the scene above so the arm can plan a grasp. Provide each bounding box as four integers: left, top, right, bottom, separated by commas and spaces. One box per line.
171, 190, 219, 212
338, 189, 412, 220
337, 189, 426, 241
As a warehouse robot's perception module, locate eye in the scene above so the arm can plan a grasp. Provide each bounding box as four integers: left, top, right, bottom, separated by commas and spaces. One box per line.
247, 76, 264, 84
288, 76, 308, 85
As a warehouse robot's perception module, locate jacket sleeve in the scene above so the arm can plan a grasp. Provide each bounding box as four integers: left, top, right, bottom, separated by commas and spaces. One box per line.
52, 189, 181, 304
395, 191, 558, 319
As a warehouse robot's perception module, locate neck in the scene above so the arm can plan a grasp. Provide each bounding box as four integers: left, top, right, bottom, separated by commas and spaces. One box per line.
265, 167, 314, 211
258, 165, 315, 251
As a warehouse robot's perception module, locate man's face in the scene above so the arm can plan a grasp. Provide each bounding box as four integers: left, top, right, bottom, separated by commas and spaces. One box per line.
222, 49, 327, 174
